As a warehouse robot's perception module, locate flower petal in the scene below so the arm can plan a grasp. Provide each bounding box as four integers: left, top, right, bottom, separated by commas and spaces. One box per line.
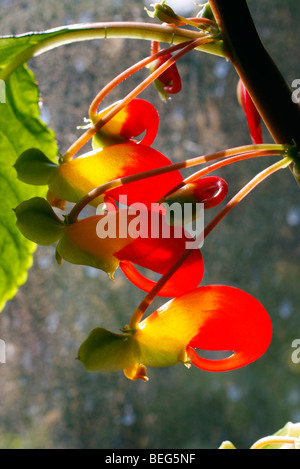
237, 79, 263, 144
49, 142, 183, 208
56, 211, 134, 278
92, 98, 159, 148
116, 209, 204, 296
135, 286, 272, 371
164, 176, 228, 211
56, 209, 203, 294
150, 52, 182, 101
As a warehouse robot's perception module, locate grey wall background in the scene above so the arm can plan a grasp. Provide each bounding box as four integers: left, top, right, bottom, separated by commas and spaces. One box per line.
0, 0, 300, 449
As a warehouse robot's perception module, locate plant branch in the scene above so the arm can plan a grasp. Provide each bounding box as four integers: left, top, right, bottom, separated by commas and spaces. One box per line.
208, 0, 300, 147
63, 36, 215, 161
0, 22, 225, 81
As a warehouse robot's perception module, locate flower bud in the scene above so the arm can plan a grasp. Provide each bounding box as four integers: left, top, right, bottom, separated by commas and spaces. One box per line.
145, 1, 182, 25
163, 176, 228, 225
237, 78, 263, 144
197, 2, 215, 21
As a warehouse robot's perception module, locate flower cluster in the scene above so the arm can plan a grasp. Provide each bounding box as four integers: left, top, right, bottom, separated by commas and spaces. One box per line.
14, 2, 297, 382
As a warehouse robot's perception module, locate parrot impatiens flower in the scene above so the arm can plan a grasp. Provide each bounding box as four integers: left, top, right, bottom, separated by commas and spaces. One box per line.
15, 198, 204, 297
14, 142, 184, 209
14, 98, 174, 209
77, 285, 273, 381
237, 78, 263, 144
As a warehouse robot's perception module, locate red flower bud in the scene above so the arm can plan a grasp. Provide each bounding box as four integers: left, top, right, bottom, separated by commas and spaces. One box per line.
237, 78, 263, 144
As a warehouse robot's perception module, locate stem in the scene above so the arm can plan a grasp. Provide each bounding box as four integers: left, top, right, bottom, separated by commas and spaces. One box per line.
0, 22, 225, 81
208, 0, 300, 145
159, 148, 286, 201
204, 156, 293, 239
63, 36, 215, 161
250, 436, 298, 450
128, 156, 292, 329
88, 41, 194, 121
67, 144, 286, 223
128, 248, 192, 330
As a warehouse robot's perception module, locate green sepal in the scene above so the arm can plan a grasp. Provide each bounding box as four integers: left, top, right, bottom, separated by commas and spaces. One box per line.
15, 197, 64, 246
145, 1, 181, 25
14, 148, 58, 185
153, 79, 169, 103
197, 2, 215, 20
77, 327, 140, 372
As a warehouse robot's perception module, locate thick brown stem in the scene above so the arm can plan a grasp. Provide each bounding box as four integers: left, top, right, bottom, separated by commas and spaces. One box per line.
209, 0, 300, 146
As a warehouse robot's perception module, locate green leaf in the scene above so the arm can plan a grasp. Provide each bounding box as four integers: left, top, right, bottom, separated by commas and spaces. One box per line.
0, 63, 58, 312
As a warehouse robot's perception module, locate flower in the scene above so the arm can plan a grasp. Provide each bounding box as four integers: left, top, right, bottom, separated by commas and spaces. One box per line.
14, 98, 178, 209
237, 78, 263, 144
77, 285, 273, 381
15, 198, 204, 297
14, 142, 183, 210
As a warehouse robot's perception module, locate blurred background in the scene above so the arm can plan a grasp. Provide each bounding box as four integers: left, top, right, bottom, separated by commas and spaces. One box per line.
0, 0, 300, 449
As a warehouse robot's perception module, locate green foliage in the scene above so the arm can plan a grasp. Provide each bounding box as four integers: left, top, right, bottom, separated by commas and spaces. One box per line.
0, 58, 57, 312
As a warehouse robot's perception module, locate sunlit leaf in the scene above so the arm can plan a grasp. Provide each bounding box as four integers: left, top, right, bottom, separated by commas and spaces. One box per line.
0, 64, 57, 311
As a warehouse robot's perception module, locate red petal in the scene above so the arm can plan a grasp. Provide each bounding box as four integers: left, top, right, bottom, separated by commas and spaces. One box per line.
193, 177, 228, 209
187, 286, 272, 371
237, 79, 263, 144
119, 99, 159, 146
116, 210, 204, 297
153, 54, 182, 95
94, 99, 159, 148
105, 143, 183, 208
52, 142, 183, 208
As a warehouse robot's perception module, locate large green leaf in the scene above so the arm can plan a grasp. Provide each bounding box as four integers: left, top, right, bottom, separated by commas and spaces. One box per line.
0, 63, 58, 312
